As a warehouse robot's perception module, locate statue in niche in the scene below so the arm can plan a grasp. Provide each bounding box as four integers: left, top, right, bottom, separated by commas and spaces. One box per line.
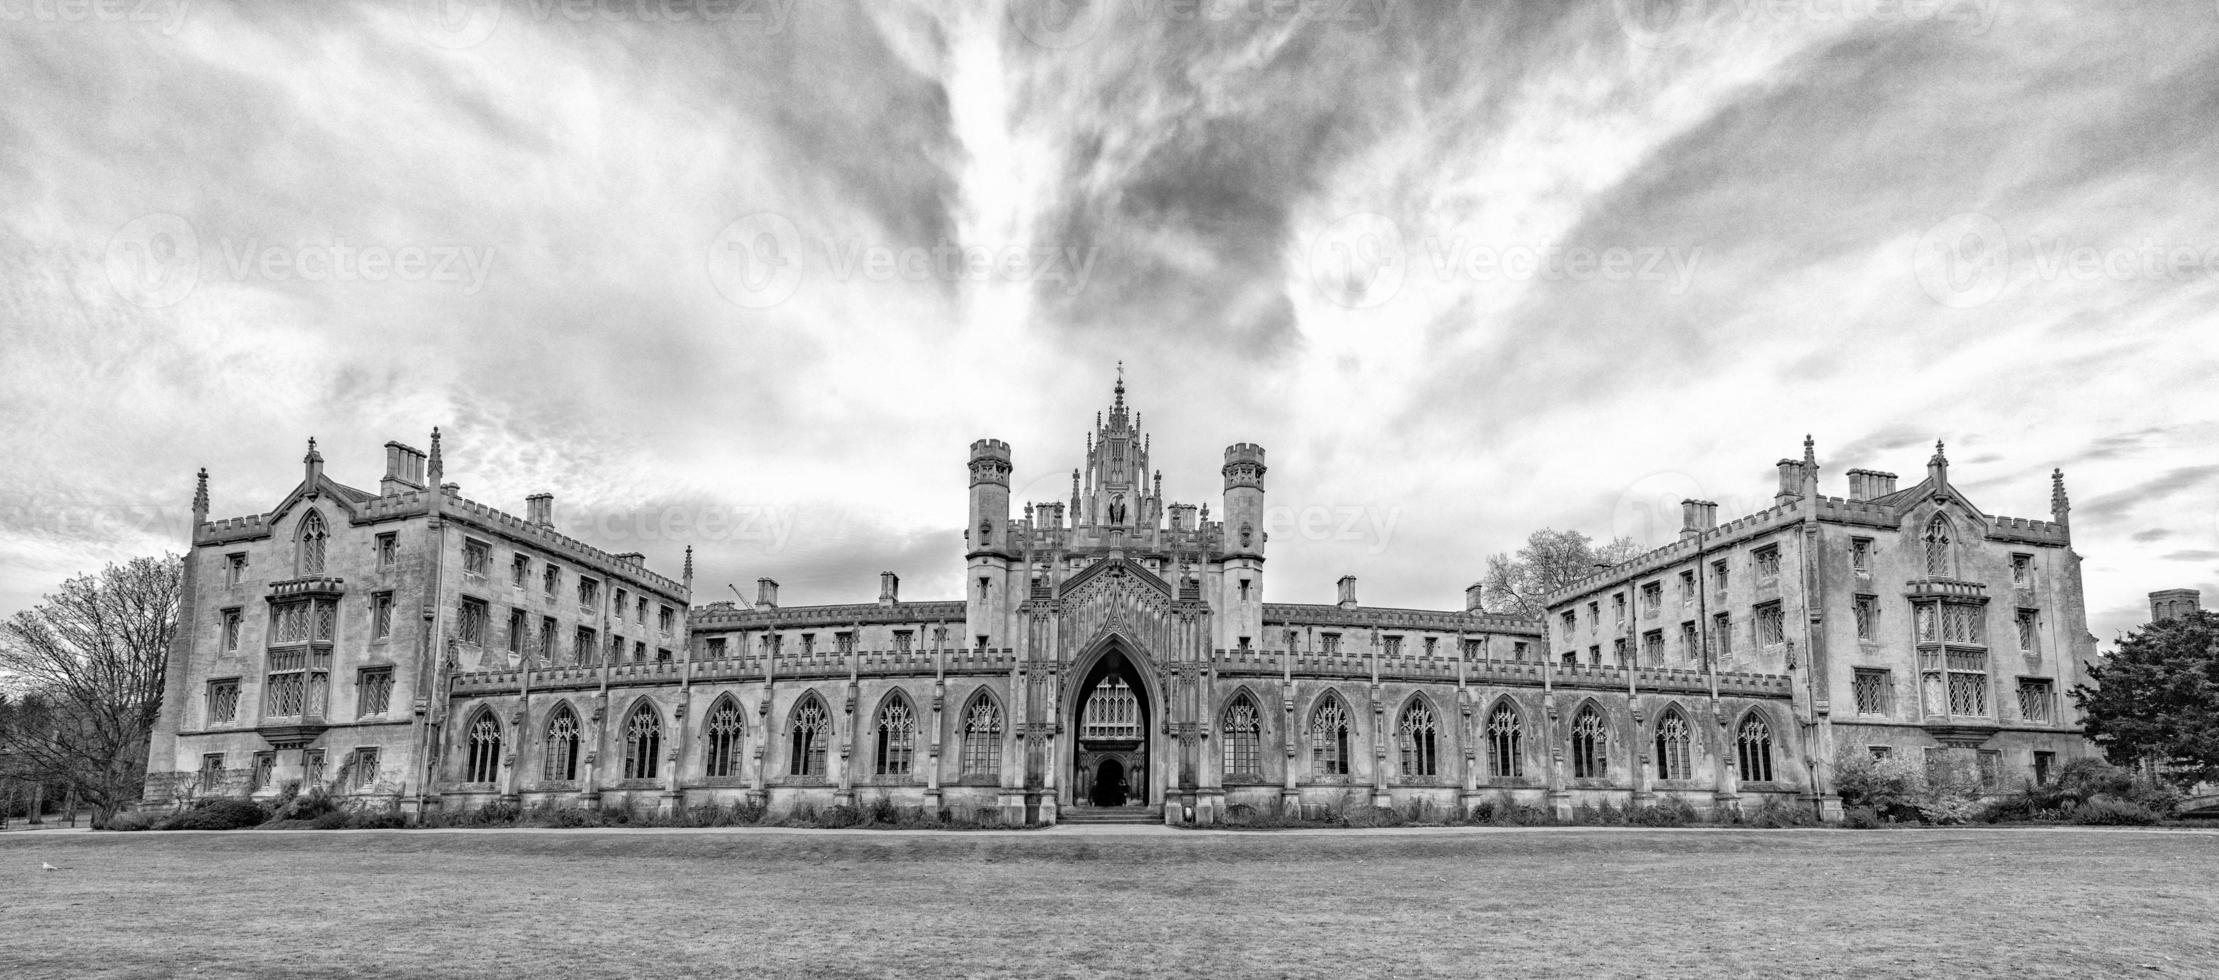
1108, 494, 1128, 525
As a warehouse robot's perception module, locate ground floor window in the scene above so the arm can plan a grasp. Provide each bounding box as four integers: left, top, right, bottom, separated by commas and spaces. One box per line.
1736, 714, 1774, 782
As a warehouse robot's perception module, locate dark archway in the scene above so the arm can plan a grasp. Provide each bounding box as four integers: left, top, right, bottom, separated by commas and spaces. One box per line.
1071, 644, 1152, 808
1091, 758, 1127, 806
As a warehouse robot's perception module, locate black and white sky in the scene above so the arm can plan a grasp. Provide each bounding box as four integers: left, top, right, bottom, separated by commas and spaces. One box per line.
3, 0, 2217, 641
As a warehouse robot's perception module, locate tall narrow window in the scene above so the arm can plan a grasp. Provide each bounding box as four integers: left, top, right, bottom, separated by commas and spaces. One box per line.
297, 512, 327, 575
1756, 601, 1786, 645
788, 694, 830, 778
961, 694, 1003, 777
874, 696, 916, 777
623, 702, 662, 781
543, 704, 581, 782
1310, 695, 1351, 776
703, 696, 745, 778
1854, 595, 1877, 640
1923, 516, 1952, 576
376, 533, 397, 568
1653, 708, 1691, 781
222, 608, 242, 650
1221, 694, 1262, 778
356, 667, 393, 716
1398, 699, 1438, 778
1736, 714, 1775, 782
2016, 609, 2039, 653
1851, 537, 1872, 575
511, 554, 529, 589
371, 593, 393, 640
464, 709, 502, 783
1487, 702, 1523, 778
1570, 704, 1607, 779
543, 564, 560, 599
458, 597, 488, 646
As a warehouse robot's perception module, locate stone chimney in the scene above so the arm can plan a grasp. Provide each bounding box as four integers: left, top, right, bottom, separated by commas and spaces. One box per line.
1465, 582, 1484, 613
755, 577, 779, 611
1846, 469, 1898, 501
2150, 589, 2201, 623
879, 571, 900, 606
1680, 499, 1718, 538
525, 493, 554, 528
1775, 459, 1805, 503
1337, 575, 1358, 610
382, 441, 428, 495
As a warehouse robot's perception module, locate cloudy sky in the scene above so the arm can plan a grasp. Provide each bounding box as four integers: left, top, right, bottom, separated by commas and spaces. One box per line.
2, 0, 2216, 643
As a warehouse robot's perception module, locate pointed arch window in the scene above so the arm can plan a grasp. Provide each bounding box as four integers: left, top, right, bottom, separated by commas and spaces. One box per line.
1310, 695, 1351, 776
1923, 515, 1953, 576
543, 704, 580, 782
1737, 713, 1776, 782
622, 702, 662, 781
464, 708, 502, 783
1487, 702, 1524, 779
875, 696, 917, 777
704, 696, 745, 778
1221, 694, 1262, 778
961, 694, 1002, 777
1398, 700, 1439, 777
1570, 703, 1608, 779
789, 694, 830, 778
1654, 708, 1692, 781
297, 512, 328, 576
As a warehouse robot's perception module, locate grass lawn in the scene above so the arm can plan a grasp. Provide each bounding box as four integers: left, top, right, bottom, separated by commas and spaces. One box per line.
3, 826, 2215, 979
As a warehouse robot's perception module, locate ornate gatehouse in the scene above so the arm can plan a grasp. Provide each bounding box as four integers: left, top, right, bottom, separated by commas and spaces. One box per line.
142, 373, 2101, 824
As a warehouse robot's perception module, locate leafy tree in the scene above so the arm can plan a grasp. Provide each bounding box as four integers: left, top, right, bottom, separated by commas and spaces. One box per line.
0, 555, 180, 825
2071, 608, 2219, 786
1476, 528, 1644, 618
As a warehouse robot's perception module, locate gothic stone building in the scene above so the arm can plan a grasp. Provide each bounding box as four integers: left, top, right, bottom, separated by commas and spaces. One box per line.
143, 381, 2100, 824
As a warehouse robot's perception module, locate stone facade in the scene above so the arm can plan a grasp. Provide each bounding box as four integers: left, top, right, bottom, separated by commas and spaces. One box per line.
143, 378, 2100, 824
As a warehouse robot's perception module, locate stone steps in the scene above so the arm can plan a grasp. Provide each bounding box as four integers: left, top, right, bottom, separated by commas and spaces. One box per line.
1059, 806, 1161, 825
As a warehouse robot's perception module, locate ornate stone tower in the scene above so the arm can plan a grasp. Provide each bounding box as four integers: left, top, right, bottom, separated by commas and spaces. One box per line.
967, 438, 1013, 648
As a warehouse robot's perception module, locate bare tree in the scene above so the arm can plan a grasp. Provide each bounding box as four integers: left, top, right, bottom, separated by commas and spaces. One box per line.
0, 555, 180, 825
1476, 529, 1644, 618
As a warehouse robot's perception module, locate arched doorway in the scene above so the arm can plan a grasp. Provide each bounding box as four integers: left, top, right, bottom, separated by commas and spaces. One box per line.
1091, 758, 1126, 806
1071, 646, 1151, 809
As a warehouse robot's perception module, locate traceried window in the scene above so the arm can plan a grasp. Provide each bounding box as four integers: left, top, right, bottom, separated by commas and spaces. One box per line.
543, 564, 560, 599
199, 753, 225, 792
1321, 632, 1341, 655
1640, 582, 1662, 617
1398, 699, 1439, 777
1613, 593, 1626, 626
2016, 609, 2039, 653
251, 751, 276, 792
1679, 570, 1696, 607
1753, 544, 1780, 580
1922, 648, 1991, 716
511, 553, 529, 589
1653, 708, 1691, 781
703, 696, 744, 778
788, 694, 830, 778
1310, 695, 1351, 776
507, 608, 527, 655
874, 696, 916, 777
338, 747, 379, 792
1713, 612, 1733, 660
659, 606, 675, 636
1755, 602, 1786, 645
296, 512, 327, 575
1221, 694, 1262, 779
458, 597, 488, 646
264, 599, 333, 718
623, 702, 662, 781
705, 637, 728, 660
463, 538, 490, 580
1642, 630, 1663, 666
1854, 595, 1877, 640
464, 709, 502, 783
1851, 537, 1872, 575
1922, 516, 1952, 576
1561, 610, 1577, 638
538, 617, 556, 664
1570, 704, 1607, 779
207, 678, 239, 723
577, 576, 599, 609
1711, 559, 1729, 594
1679, 622, 1697, 663
1384, 635, 1402, 657
1588, 602, 1601, 634
227, 553, 247, 585
222, 608, 242, 650
1612, 637, 1628, 667
574, 627, 596, 664
2012, 554, 2032, 586
376, 532, 397, 568
2017, 678, 2056, 723
371, 593, 393, 641
1082, 678, 1140, 739
1486, 702, 1524, 779
543, 704, 581, 782
356, 667, 393, 716
1736, 713, 1775, 782
304, 748, 325, 787
961, 694, 1003, 777
893, 630, 913, 654
1852, 668, 1891, 715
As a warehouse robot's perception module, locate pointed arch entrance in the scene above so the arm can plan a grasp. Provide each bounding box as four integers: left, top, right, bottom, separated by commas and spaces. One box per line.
1069, 640, 1155, 810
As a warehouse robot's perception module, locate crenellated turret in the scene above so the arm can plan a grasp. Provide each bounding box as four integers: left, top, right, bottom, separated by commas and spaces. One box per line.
1222, 442, 1266, 556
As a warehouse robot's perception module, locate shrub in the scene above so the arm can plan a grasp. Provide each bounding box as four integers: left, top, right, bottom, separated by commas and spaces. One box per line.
1834, 748, 1927, 823
1630, 797, 1698, 827
103, 810, 154, 832
272, 788, 339, 823
309, 809, 351, 830
158, 798, 268, 831
1841, 805, 1883, 830
1734, 796, 1817, 828
818, 804, 863, 829
2070, 795, 2162, 826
